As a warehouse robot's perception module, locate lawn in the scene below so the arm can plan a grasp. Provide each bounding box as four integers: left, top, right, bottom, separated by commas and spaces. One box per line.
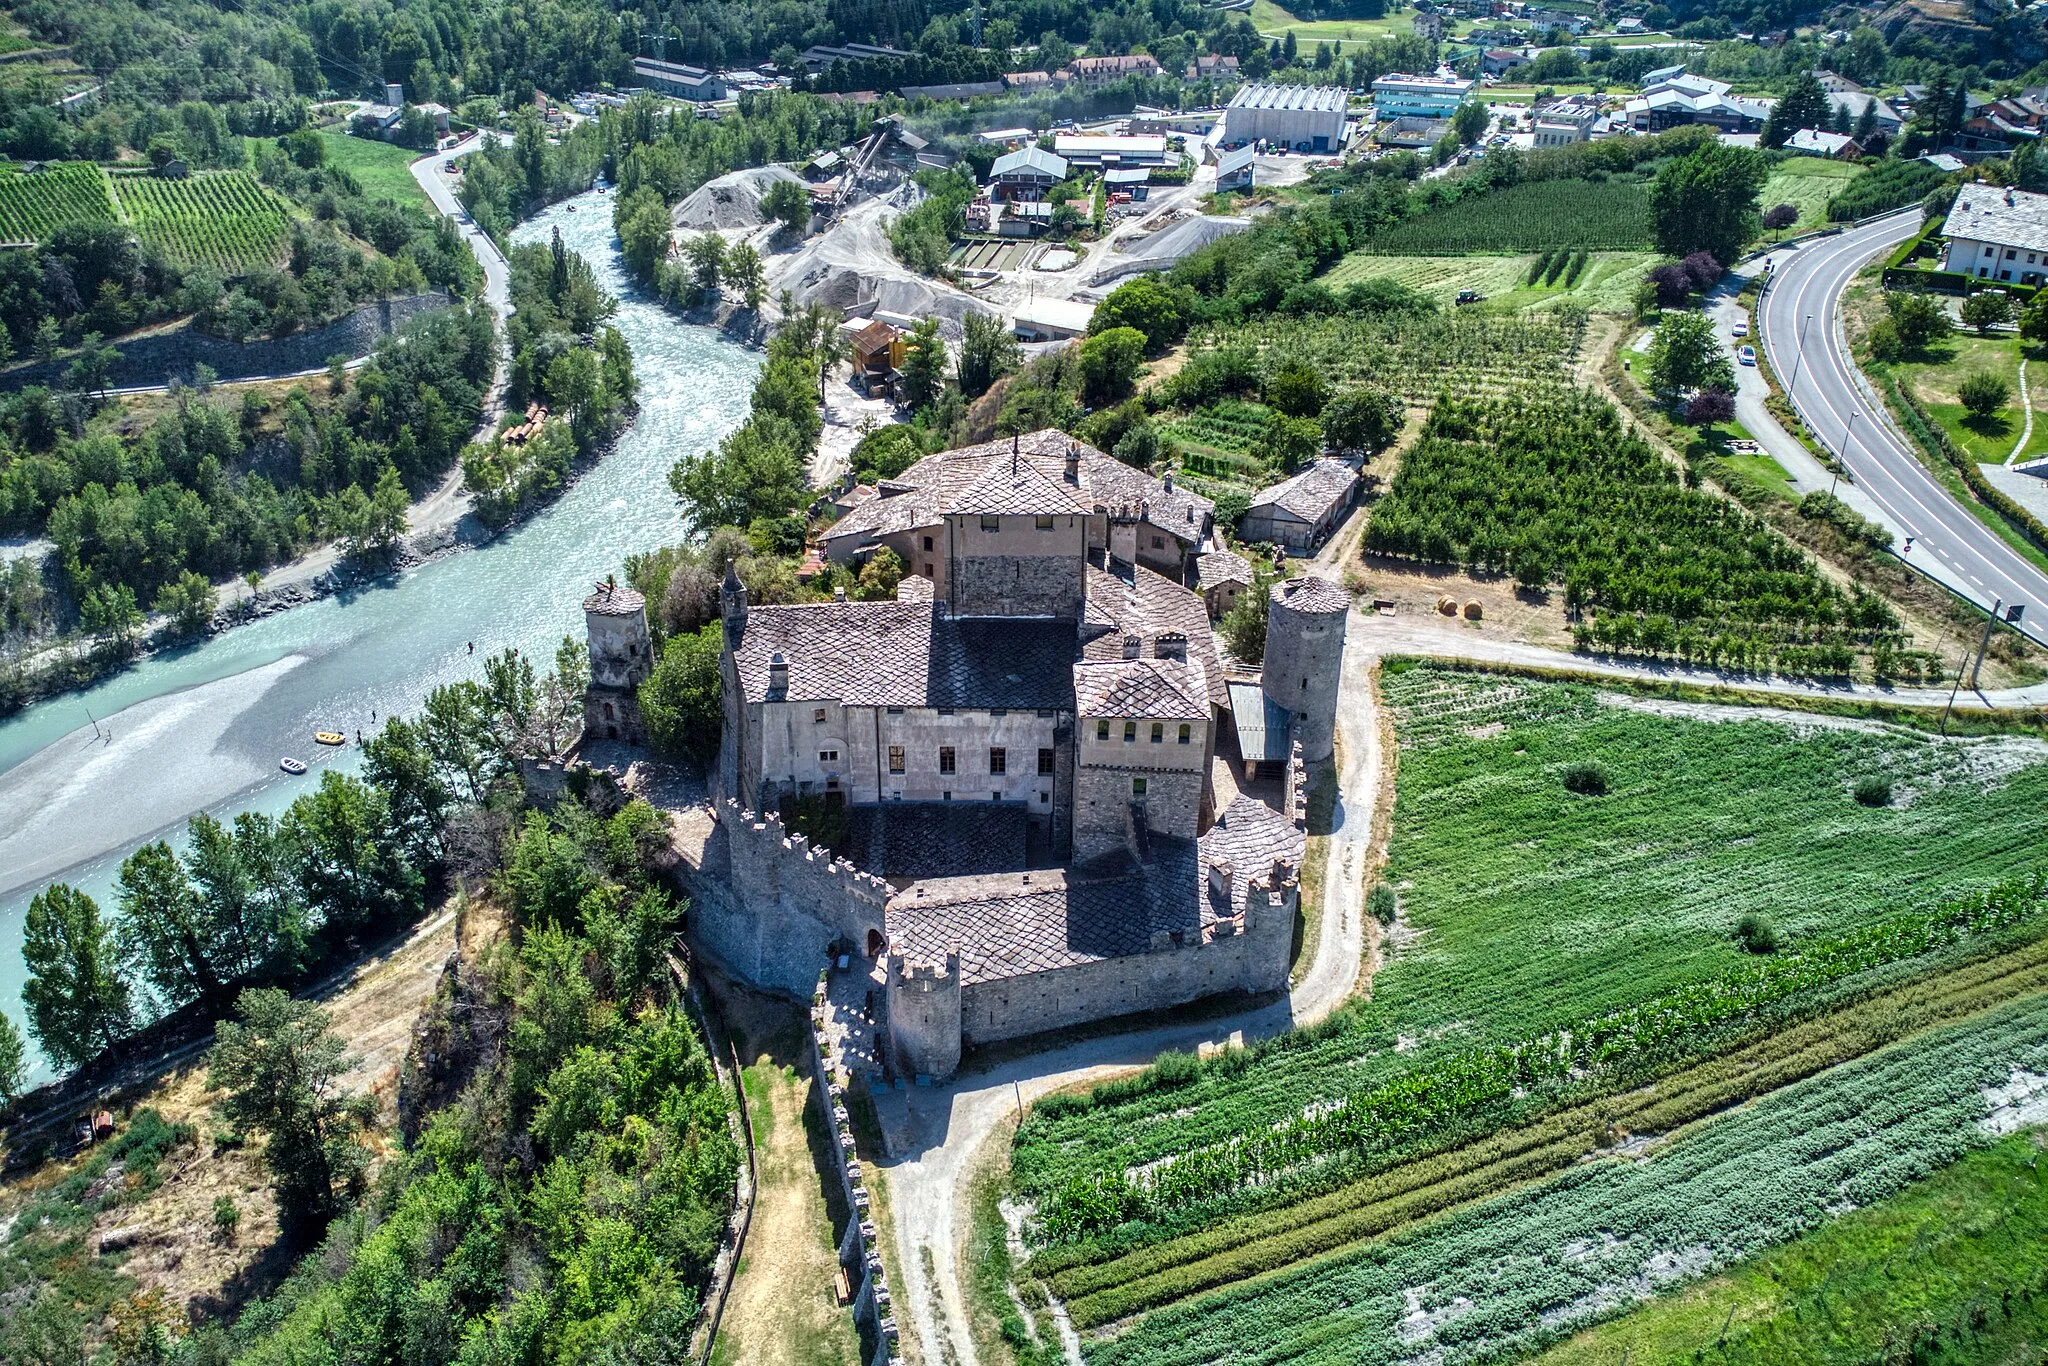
1887, 332, 2048, 467
1250, 0, 1424, 43
1319, 250, 1655, 313
1759, 155, 1864, 234
1526, 1133, 2048, 1366
316, 131, 431, 208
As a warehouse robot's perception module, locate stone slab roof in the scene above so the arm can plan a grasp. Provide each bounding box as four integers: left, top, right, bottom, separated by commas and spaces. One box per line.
1197, 550, 1255, 592
820, 429, 1212, 550
952, 453, 1095, 516
1945, 182, 2048, 254
848, 801, 1030, 878
883, 794, 1300, 986
1272, 575, 1350, 616
584, 583, 646, 616
1081, 561, 1228, 707
1072, 658, 1206, 720
731, 601, 1076, 709
1248, 458, 1359, 525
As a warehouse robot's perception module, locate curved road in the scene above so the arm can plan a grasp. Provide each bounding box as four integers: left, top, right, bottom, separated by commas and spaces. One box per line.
1758, 210, 2048, 645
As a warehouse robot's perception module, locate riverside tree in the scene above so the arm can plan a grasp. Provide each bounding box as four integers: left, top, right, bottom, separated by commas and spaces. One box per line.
22, 884, 133, 1071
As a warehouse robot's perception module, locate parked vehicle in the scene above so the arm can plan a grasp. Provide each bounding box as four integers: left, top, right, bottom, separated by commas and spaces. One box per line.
1738, 345, 1757, 366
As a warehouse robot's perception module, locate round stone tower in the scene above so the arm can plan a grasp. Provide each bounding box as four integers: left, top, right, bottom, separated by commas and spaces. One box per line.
1261, 576, 1349, 763
583, 577, 651, 744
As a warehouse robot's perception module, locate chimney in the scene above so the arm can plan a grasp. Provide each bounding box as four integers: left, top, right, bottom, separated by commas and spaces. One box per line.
1208, 857, 1233, 902
1065, 442, 1080, 483
1154, 631, 1187, 660
1163, 470, 1174, 492
834, 585, 847, 603
1122, 633, 1141, 659
387, 82, 405, 107
768, 652, 789, 695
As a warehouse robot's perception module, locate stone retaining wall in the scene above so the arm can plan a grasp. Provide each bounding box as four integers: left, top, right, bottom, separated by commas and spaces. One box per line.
809, 970, 903, 1366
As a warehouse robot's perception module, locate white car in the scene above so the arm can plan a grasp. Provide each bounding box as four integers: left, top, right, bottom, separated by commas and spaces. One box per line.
1732, 320, 1749, 337
1738, 345, 1757, 366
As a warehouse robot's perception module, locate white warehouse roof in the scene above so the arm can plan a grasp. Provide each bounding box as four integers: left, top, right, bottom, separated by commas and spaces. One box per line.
1227, 83, 1348, 114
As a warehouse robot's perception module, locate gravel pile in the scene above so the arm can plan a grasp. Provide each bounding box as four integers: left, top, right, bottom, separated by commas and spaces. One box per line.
672, 166, 806, 232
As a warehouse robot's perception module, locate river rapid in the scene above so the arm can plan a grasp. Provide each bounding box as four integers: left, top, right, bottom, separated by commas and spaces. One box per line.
0, 188, 760, 1081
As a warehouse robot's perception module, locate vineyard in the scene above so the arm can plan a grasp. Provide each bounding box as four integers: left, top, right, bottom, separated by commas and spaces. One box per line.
1363, 389, 1914, 676
1079, 991, 2048, 1365
0, 162, 115, 241
109, 171, 291, 273
1006, 667, 2048, 1345
1159, 399, 1274, 457
1359, 178, 1654, 254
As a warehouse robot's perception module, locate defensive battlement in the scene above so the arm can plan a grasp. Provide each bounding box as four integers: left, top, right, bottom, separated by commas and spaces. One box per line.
720, 798, 892, 902
887, 949, 960, 985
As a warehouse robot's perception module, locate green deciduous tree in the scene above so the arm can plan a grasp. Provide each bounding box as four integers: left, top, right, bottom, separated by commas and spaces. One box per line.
902, 316, 949, 412
1885, 288, 1949, 350
759, 178, 812, 236
1649, 142, 1767, 266
1960, 369, 2010, 419
280, 771, 421, 942
22, 884, 132, 1071
1090, 276, 1197, 351
685, 233, 725, 294
1079, 326, 1146, 405
1961, 289, 2012, 335
1648, 309, 1735, 396
956, 310, 1020, 399
1450, 100, 1489, 146
207, 989, 372, 1240
1323, 386, 1404, 456
152, 570, 216, 637
725, 242, 765, 309
0, 1011, 24, 1102
1265, 364, 1330, 418
640, 625, 724, 766
668, 416, 809, 534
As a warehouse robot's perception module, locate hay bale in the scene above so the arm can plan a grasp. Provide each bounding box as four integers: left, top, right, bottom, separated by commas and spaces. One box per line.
1437, 596, 1459, 616
1463, 599, 1484, 620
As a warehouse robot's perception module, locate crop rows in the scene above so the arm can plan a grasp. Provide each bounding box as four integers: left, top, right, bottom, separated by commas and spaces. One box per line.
1160, 400, 1272, 456
1364, 179, 1653, 254
1082, 990, 2048, 1365
1188, 311, 1581, 408
0, 162, 115, 241
1045, 931, 2048, 1326
110, 170, 290, 273
1010, 667, 2048, 1256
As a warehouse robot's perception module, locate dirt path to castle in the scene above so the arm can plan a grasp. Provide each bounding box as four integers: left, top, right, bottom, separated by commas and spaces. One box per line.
878, 606, 1383, 1366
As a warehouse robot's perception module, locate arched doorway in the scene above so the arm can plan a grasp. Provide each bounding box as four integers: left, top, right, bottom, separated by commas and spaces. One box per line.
866, 928, 886, 959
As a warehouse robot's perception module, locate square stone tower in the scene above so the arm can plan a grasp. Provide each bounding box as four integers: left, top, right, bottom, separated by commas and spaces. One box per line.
584, 576, 651, 744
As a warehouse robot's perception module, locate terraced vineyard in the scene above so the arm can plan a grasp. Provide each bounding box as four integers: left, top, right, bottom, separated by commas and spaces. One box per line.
1159, 399, 1273, 457
0, 162, 116, 241
1005, 667, 2048, 1357
109, 170, 291, 273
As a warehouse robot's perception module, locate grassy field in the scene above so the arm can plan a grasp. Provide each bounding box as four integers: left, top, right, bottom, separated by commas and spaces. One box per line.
0, 161, 115, 241
1321, 250, 1655, 313
1250, 0, 1427, 44
1759, 155, 1863, 233
1525, 1133, 2048, 1366
1884, 333, 2048, 467
108, 170, 291, 273
317, 131, 430, 207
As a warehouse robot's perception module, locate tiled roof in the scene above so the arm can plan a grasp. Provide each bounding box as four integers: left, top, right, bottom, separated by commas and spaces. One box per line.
1072, 658, 1205, 719
584, 583, 645, 616
1197, 550, 1255, 591
883, 794, 1301, 986
1249, 458, 1359, 524
848, 801, 1030, 877
1272, 575, 1350, 616
730, 601, 1076, 708
951, 454, 1094, 516
820, 429, 1212, 549
1080, 561, 1227, 707
1944, 182, 2048, 255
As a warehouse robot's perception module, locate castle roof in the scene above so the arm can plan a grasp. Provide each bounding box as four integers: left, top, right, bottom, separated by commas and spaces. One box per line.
1080, 561, 1227, 707
883, 794, 1301, 986
951, 452, 1094, 516
584, 582, 646, 616
729, 600, 1076, 709
1271, 575, 1350, 616
1072, 658, 1205, 719
819, 429, 1212, 550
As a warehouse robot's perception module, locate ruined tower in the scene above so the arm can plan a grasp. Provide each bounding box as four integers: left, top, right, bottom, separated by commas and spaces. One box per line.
583, 576, 651, 744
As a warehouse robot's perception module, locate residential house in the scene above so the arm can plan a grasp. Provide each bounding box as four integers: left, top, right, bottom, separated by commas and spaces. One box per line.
1195, 551, 1256, 621
1241, 459, 1361, 553
1941, 182, 2048, 285
1482, 47, 1531, 77
1413, 12, 1447, 42
1827, 90, 1901, 134
1066, 54, 1165, 86
989, 145, 1068, 201
1785, 127, 1859, 157
1187, 53, 1244, 80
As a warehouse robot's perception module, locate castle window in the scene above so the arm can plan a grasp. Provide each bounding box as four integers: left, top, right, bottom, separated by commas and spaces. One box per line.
888, 745, 905, 773
1124, 721, 1137, 742
1178, 723, 1191, 745
1038, 748, 1055, 775
1302, 677, 1309, 689
1152, 536, 1164, 549
939, 708, 956, 716
1097, 719, 1109, 740
1133, 777, 1148, 796
603, 701, 615, 719
887, 707, 904, 715
819, 749, 839, 762
989, 746, 1007, 774
943, 790, 952, 801
939, 746, 956, 774
1039, 790, 1051, 804
1036, 515, 1053, 530
1151, 722, 1163, 744
992, 791, 1002, 801
923, 536, 934, 552
981, 514, 1000, 532
990, 708, 1006, 717
813, 707, 827, 723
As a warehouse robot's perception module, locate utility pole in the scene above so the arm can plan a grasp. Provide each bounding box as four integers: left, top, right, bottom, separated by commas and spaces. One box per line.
972, 0, 984, 48
1970, 596, 2003, 695
1831, 409, 1856, 502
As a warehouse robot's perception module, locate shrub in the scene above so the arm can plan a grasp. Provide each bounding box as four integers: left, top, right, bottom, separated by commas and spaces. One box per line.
1368, 883, 1397, 926
1959, 369, 2010, 419
1732, 912, 1779, 954
1561, 760, 1608, 796
1152, 1049, 1200, 1087
1685, 388, 1735, 426
1854, 774, 1893, 807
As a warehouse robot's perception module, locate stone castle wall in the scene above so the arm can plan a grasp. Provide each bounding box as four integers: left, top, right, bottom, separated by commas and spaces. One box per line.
806, 976, 902, 1366
949, 554, 1084, 618
683, 801, 890, 996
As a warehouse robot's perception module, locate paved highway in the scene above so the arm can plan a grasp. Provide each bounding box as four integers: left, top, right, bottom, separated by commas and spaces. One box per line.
1757, 209, 2048, 645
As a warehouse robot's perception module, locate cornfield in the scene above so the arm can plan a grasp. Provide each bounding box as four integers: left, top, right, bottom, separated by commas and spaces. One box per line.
109, 170, 290, 274
0, 162, 116, 242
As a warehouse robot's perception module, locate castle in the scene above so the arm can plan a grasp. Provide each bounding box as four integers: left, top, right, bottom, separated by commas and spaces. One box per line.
669, 429, 1346, 1079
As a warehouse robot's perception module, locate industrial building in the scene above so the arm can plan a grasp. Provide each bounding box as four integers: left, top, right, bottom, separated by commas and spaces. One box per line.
1225, 83, 1349, 152
1370, 72, 1475, 120
1051, 133, 1171, 167
630, 58, 727, 101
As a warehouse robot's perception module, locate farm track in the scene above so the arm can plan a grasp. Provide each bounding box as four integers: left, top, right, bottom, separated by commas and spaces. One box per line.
1048, 930, 2048, 1329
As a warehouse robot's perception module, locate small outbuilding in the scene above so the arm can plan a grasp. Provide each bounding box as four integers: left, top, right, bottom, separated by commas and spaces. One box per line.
1196, 550, 1256, 620
1216, 144, 1256, 193
1240, 458, 1361, 552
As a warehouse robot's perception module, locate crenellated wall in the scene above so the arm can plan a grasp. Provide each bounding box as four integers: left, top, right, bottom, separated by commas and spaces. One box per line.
807, 973, 903, 1366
